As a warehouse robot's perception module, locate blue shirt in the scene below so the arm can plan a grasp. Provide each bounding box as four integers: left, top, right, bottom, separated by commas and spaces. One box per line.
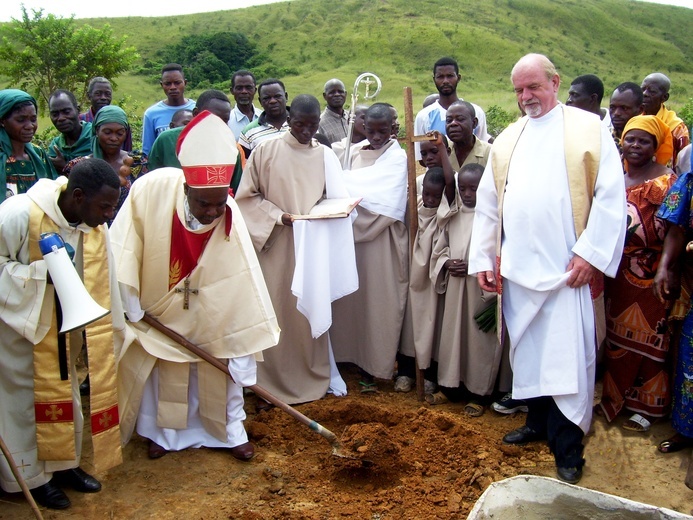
142, 99, 196, 155
228, 104, 261, 143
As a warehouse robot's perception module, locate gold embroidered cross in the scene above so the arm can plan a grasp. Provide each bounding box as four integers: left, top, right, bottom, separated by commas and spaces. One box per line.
99, 412, 113, 428
17, 459, 30, 472
46, 404, 63, 420
175, 278, 199, 310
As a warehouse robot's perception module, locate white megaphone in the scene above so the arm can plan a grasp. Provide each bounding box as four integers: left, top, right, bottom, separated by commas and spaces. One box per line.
39, 232, 110, 333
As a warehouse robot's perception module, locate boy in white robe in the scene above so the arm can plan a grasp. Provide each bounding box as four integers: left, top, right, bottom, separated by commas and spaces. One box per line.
331, 104, 409, 391
397, 137, 454, 395
431, 164, 503, 416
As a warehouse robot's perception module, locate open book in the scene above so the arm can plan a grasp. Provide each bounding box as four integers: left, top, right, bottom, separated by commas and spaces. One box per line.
291, 197, 362, 220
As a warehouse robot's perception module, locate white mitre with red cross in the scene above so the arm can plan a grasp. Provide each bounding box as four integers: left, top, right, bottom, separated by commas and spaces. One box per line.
176, 110, 238, 188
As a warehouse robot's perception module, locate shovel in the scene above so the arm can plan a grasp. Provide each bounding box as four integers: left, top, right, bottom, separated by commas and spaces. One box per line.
141, 313, 358, 461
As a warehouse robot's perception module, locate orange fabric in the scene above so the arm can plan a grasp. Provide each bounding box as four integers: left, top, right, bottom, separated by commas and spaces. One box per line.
622, 115, 674, 167
600, 173, 676, 422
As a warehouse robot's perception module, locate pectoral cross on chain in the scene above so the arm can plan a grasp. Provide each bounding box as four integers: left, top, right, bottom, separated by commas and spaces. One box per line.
175, 278, 198, 310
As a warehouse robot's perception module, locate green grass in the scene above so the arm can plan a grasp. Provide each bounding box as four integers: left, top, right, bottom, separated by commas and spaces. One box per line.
4, 0, 693, 131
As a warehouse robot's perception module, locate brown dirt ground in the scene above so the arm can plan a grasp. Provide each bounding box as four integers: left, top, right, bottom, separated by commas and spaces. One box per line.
2, 366, 693, 519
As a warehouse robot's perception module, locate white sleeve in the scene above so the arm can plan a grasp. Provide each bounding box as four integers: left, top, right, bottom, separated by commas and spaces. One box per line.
119, 282, 144, 323
414, 109, 428, 160
571, 127, 627, 277
0, 196, 51, 344
472, 103, 491, 142
228, 354, 257, 387
468, 159, 499, 275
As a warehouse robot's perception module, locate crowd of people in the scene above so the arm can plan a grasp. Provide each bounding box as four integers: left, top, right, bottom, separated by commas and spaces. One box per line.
0, 51, 692, 511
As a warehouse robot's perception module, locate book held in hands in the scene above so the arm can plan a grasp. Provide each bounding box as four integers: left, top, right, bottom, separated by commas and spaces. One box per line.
291, 197, 362, 220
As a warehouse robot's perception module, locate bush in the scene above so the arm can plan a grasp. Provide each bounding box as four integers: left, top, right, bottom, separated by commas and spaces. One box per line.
485, 105, 516, 138
679, 97, 693, 133
115, 95, 144, 152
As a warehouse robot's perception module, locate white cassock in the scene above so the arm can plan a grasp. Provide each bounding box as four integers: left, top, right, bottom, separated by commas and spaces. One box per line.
469, 105, 626, 433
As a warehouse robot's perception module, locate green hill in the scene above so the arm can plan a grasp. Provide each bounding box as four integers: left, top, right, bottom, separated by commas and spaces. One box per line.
3, 0, 693, 133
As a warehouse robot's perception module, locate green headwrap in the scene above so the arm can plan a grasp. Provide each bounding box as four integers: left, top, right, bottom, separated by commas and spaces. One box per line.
91, 105, 129, 159
0, 89, 57, 203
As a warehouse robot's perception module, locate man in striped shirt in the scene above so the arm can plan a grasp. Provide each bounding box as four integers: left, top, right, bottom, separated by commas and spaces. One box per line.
238, 79, 289, 158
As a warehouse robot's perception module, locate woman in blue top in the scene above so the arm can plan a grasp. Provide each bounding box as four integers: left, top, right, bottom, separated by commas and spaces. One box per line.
655, 168, 693, 461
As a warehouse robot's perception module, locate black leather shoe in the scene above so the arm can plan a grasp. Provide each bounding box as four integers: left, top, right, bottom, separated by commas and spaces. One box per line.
230, 441, 255, 461
53, 467, 101, 493
148, 440, 169, 459
502, 425, 545, 445
30, 481, 71, 509
556, 466, 582, 484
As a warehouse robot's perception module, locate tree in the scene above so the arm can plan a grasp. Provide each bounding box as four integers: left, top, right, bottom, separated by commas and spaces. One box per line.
157, 32, 260, 88
0, 7, 138, 112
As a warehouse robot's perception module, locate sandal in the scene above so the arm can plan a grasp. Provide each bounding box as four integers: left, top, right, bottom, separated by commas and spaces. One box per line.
359, 381, 377, 394
658, 434, 693, 453
622, 413, 651, 432
464, 401, 485, 417
425, 391, 448, 405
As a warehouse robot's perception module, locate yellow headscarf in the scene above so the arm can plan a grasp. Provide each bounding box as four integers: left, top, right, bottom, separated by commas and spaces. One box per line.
621, 115, 674, 166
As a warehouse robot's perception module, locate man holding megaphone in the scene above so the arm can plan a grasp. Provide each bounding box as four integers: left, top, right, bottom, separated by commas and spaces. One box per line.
0, 158, 127, 510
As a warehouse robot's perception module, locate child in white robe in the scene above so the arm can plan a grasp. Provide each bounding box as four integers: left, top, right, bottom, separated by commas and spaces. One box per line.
430, 163, 503, 416
396, 136, 455, 394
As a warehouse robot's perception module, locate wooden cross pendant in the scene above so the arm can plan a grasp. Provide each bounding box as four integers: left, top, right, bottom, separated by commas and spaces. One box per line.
175, 278, 199, 310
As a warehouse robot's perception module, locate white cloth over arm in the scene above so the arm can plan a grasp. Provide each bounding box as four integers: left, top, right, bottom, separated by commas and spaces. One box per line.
342, 142, 408, 222
291, 147, 358, 338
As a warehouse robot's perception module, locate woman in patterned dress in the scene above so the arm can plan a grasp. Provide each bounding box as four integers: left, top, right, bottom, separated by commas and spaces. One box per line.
599, 115, 676, 432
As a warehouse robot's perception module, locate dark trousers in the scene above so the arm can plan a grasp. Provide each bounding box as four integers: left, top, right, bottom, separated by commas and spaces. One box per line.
525, 396, 585, 469
396, 353, 436, 381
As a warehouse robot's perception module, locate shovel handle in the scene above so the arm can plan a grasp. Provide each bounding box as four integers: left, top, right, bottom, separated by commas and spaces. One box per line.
0, 433, 44, 519
141, 314, 339, 446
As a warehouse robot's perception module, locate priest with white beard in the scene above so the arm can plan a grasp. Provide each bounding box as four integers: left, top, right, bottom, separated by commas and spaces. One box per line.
469, 54, 627, 485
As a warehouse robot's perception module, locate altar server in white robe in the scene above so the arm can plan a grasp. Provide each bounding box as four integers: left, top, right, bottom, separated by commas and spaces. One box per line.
469, 53, 626, 484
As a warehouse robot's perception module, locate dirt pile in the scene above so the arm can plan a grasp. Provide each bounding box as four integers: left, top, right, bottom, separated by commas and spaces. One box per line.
3, 372, 692, 519
244, 398, 552, 518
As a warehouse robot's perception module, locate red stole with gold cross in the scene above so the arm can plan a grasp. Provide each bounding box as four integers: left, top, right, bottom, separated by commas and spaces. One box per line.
168, 214, 215, 289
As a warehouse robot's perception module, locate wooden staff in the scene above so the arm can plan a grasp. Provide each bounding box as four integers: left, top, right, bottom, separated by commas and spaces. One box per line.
0, 433, 44, 519
403, 87, 438, 402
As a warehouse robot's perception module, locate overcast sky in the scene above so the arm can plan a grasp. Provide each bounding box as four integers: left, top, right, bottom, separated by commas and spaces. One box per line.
1, 0, 690, 22
1, 0, 287, 22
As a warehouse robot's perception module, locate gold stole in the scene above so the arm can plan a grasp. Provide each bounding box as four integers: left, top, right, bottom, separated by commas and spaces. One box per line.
491, 106, 604, 342
28, 201, 122, 471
